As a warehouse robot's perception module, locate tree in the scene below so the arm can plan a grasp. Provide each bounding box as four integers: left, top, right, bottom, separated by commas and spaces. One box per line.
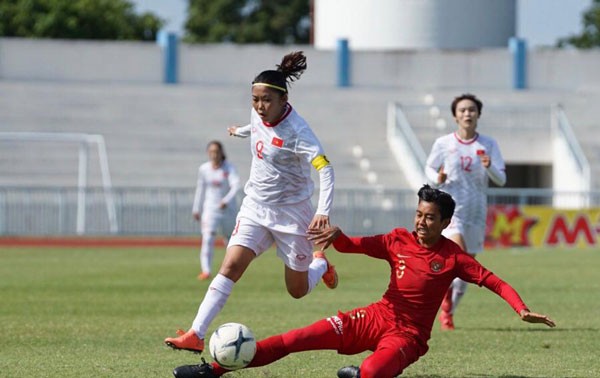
0, 0, 164, 41
185, 0, 310, 44
557, 0, 600, 48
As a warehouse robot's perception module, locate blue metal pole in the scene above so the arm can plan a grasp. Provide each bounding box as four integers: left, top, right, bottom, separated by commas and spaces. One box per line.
509, 37, 527, 90
337, 38, 350, 87
164, 33, 178, 84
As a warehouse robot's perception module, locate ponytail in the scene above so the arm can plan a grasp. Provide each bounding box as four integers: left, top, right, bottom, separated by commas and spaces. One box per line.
252, 51, 307, 94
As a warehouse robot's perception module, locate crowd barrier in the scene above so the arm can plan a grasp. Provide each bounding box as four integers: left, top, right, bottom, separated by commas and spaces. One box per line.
1, 187, 598, 248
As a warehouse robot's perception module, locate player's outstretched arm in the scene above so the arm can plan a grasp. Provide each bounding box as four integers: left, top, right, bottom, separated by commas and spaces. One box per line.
479, 273, 556, 329
307, 225, 341, 250
519, 309, 556, 328
227, 126, 237, 135
228, 124, 251, 138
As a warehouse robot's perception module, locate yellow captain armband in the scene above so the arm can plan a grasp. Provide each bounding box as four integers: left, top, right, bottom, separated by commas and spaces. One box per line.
311, 155, 330, 171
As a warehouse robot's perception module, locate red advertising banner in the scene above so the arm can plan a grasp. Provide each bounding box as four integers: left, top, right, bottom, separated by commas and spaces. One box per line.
486, 205, 600, 248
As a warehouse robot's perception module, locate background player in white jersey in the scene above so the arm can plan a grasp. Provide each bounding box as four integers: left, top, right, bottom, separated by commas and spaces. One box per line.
192, 141, 240, 281
165, 51, 337, 354
425, 93, 507, 330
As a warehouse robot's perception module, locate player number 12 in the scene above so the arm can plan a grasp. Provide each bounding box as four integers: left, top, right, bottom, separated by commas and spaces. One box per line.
460, 156, 473, 172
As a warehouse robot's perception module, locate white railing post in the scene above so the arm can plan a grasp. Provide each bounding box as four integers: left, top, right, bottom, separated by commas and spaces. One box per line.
76, 141, 89, 235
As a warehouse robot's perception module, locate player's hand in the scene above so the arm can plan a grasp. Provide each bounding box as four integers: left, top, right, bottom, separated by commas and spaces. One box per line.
519, 309, 556, 328
438, 166, 447, 184
479, 154, 491, 168
308, 214, 330, 231
193, 213, 200, 222
227, 126, 238, 136
307, 226, 341, 250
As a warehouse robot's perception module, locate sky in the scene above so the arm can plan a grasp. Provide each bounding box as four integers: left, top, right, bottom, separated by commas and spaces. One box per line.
132, 0, 593, 48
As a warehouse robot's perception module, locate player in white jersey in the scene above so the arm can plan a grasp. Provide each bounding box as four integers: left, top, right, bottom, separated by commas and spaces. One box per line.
192, 141, 240, 281
165, 51, 337, 354
425, 93, 506, 330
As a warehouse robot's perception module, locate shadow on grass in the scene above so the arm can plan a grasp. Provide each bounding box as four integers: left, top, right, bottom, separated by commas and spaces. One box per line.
409, 375, 578, 378
459, 327, 598, 333
475, 375, 578, 378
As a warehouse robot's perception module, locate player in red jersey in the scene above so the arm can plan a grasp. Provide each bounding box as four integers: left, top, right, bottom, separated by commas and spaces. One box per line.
172, 184, 555, 378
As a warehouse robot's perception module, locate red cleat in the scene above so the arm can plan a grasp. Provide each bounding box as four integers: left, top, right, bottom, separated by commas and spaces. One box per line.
198, 272, 211, 281
313, 251, 338, 289
165, 329, 205, 353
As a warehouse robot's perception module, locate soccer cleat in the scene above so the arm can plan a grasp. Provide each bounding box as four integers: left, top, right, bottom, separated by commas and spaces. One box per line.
313, 251, 338, 289
198, 272, 211, 281
439, 310, 455, 331
337, 365, 361, 378
165, 329, 205, 353
173, 358, 218, 378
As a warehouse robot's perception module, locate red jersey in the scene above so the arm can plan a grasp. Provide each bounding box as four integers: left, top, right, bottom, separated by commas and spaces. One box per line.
333, 228, 528, 344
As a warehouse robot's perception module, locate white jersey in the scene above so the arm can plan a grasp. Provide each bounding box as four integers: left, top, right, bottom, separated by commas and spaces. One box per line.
192, 160, 240, 215
425, 132, 506, 226
235, 104, 330, 209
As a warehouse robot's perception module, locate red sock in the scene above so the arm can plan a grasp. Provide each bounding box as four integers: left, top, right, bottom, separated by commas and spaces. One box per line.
230, 318, 339, 372
246, 334, 288, 367
209, 335, 288, 375
281, 318, 339, 352
211, 362, 229, 376
441, 286, 453, 313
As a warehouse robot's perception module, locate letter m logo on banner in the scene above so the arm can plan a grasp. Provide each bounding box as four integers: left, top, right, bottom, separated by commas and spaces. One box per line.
546, 215, 595, 246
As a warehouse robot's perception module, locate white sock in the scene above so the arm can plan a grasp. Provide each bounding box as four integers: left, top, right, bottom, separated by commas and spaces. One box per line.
191, 274, 235, 338
451, 278, 468, 314
200, 233, 215, 273
307, 256, 327, 294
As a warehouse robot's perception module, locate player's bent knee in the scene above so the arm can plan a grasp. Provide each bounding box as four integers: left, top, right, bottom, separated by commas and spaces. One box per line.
284, 271, 310, 298
287, 287, 308, 299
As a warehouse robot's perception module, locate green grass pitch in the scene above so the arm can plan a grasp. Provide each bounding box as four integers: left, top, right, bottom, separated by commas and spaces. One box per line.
1, 245, 598, 377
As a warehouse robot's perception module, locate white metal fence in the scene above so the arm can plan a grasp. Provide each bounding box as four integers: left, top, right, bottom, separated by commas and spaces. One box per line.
1, 187, 598, 237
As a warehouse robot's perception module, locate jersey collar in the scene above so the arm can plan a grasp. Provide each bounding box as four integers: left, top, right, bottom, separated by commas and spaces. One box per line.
263, 103, 292, 127
453, 132, 479, 145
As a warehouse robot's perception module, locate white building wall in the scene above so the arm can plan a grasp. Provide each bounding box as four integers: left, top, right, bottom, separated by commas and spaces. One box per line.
0, 38, 161, 82
314, 0, 516, 50
1, 38, 600, 92
179, 44, 334, 86
350, 49, 511, 89
529, 49, 600, 91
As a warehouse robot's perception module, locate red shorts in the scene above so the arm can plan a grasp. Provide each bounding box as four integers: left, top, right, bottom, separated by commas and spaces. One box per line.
331, 302, 428, 377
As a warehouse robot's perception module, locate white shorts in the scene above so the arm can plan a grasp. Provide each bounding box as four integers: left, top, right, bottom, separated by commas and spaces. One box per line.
442, 217, 485, 254
227, 196, 314, 271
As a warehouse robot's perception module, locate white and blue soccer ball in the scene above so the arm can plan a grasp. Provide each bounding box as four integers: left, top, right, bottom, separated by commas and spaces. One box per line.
209, 322, 257, 370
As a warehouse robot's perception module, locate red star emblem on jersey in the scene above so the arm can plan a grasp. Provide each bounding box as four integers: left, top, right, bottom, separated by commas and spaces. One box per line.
271, 137, 284, 148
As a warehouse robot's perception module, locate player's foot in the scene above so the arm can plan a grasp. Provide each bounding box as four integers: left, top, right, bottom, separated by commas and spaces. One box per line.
173, 358, 218, 378
314, 251, 338, 289
198, 272, 211, 281
337, 365, 360, 378
439, 310, 455, 331
165, 329, 205, 353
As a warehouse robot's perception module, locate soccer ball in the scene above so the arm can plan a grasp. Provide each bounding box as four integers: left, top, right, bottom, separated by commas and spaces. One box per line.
209, 322, 257, 370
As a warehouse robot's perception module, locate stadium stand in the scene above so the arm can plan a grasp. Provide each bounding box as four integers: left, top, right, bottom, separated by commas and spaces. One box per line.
0, 81, 414, 190
2, 81, 598, 192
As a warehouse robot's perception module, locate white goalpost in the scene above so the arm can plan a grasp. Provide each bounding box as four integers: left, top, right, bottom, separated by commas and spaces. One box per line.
0, 132, 119, 234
